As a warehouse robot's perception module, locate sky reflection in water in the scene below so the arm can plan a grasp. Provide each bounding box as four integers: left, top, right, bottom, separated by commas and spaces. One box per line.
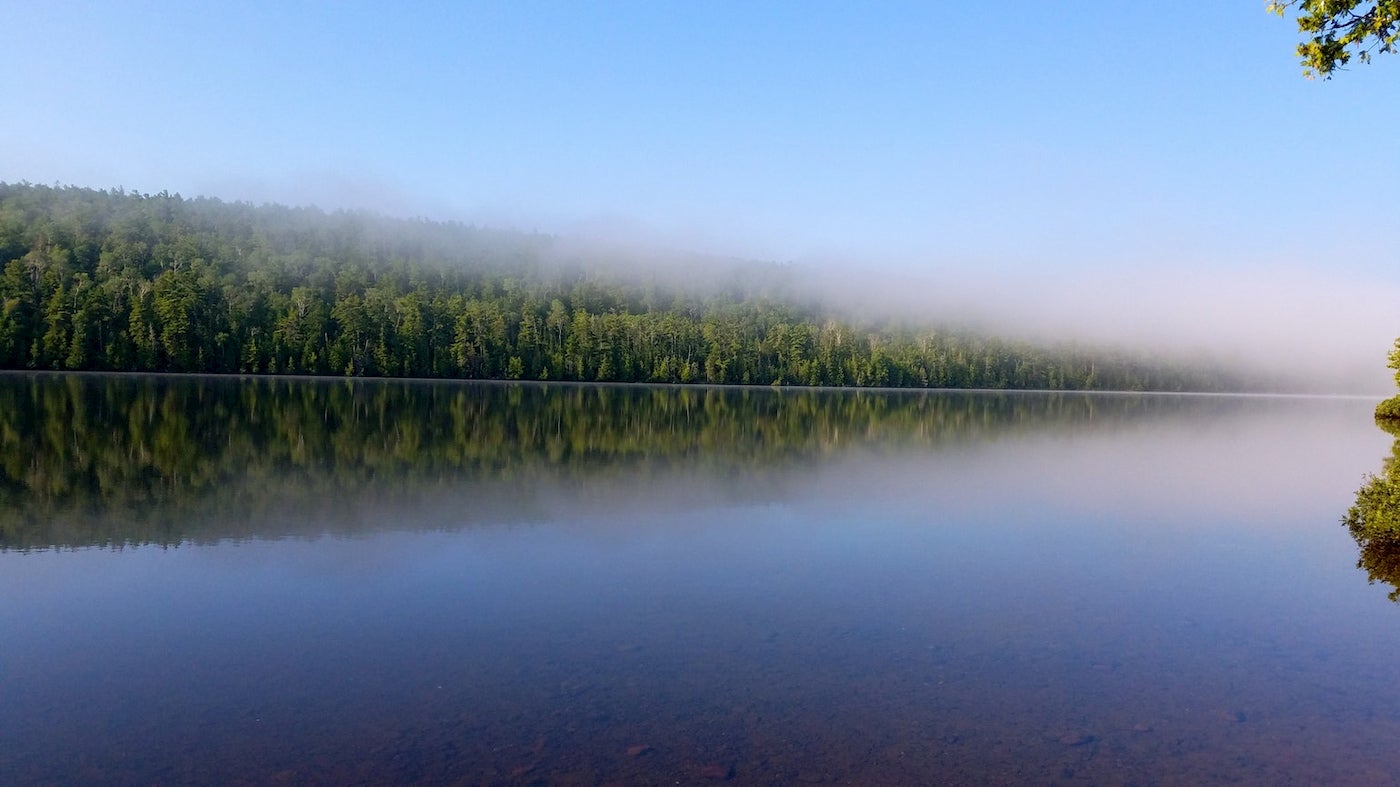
1, 376, 1397, 784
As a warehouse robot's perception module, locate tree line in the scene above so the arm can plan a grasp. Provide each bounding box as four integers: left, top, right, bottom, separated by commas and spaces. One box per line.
0, 182, 1248, 391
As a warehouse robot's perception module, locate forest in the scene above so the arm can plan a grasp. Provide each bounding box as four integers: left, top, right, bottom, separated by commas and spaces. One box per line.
0, 182, 1249, 391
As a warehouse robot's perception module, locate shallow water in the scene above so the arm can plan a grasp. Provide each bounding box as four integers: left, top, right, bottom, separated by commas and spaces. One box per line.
1, 374, 1397, 784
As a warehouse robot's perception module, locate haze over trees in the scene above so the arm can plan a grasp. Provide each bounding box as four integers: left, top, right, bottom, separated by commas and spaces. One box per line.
0, 183, 1244, 392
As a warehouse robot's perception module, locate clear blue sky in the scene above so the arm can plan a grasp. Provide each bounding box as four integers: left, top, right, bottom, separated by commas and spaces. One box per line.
3, 0, 1400, 378
3, 1, 1395, 273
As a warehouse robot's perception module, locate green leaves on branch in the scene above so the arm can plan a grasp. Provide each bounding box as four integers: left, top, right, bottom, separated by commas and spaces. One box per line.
1269, 0, 1400, 78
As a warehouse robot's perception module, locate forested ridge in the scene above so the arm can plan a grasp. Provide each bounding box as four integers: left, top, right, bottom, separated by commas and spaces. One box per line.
0, 182, 1246, 390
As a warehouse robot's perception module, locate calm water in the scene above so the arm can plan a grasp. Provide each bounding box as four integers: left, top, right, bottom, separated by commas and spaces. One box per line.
2, 374, 1398, 785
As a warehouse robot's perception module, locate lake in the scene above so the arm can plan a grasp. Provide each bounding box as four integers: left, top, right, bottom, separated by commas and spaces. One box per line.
2, 373, 1398, 784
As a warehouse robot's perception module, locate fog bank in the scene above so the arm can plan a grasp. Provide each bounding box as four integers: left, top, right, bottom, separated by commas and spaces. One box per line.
534, 224, 1397, 393
797, 260, 1398, 395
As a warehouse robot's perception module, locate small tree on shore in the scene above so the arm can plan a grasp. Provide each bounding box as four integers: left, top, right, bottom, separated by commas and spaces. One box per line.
1379, 339, 1400, 419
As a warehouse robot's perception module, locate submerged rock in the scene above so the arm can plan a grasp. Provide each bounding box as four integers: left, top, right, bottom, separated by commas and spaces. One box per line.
698, 762, 735, 780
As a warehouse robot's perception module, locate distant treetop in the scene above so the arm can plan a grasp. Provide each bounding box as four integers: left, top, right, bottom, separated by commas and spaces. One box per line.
1270, 0, 1400, 78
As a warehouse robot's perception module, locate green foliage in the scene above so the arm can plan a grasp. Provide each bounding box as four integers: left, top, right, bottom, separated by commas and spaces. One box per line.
1270, 0, 1400, 78
1345, 475, 1400, 601
1343, 419, 1400, 599
1376, 340, 1400, 420
1377, 395, 1400, 420
1390, 337, 1400, 388
1346, 473, 1400, 545
0, 182, 1243, 392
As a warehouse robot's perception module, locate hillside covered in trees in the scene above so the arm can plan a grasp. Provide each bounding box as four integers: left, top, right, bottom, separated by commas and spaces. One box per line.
0, 182, 1249, 391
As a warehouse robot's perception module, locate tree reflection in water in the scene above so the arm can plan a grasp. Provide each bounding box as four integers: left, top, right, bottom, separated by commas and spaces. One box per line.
2, 372, 1234, 551
1345, 418, 1400, 601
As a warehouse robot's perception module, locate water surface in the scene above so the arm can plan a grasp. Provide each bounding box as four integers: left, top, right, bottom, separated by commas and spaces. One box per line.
1, 374, 1396, 784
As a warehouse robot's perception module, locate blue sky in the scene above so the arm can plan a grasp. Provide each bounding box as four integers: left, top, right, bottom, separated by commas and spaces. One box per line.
2, 2, 1398, 385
